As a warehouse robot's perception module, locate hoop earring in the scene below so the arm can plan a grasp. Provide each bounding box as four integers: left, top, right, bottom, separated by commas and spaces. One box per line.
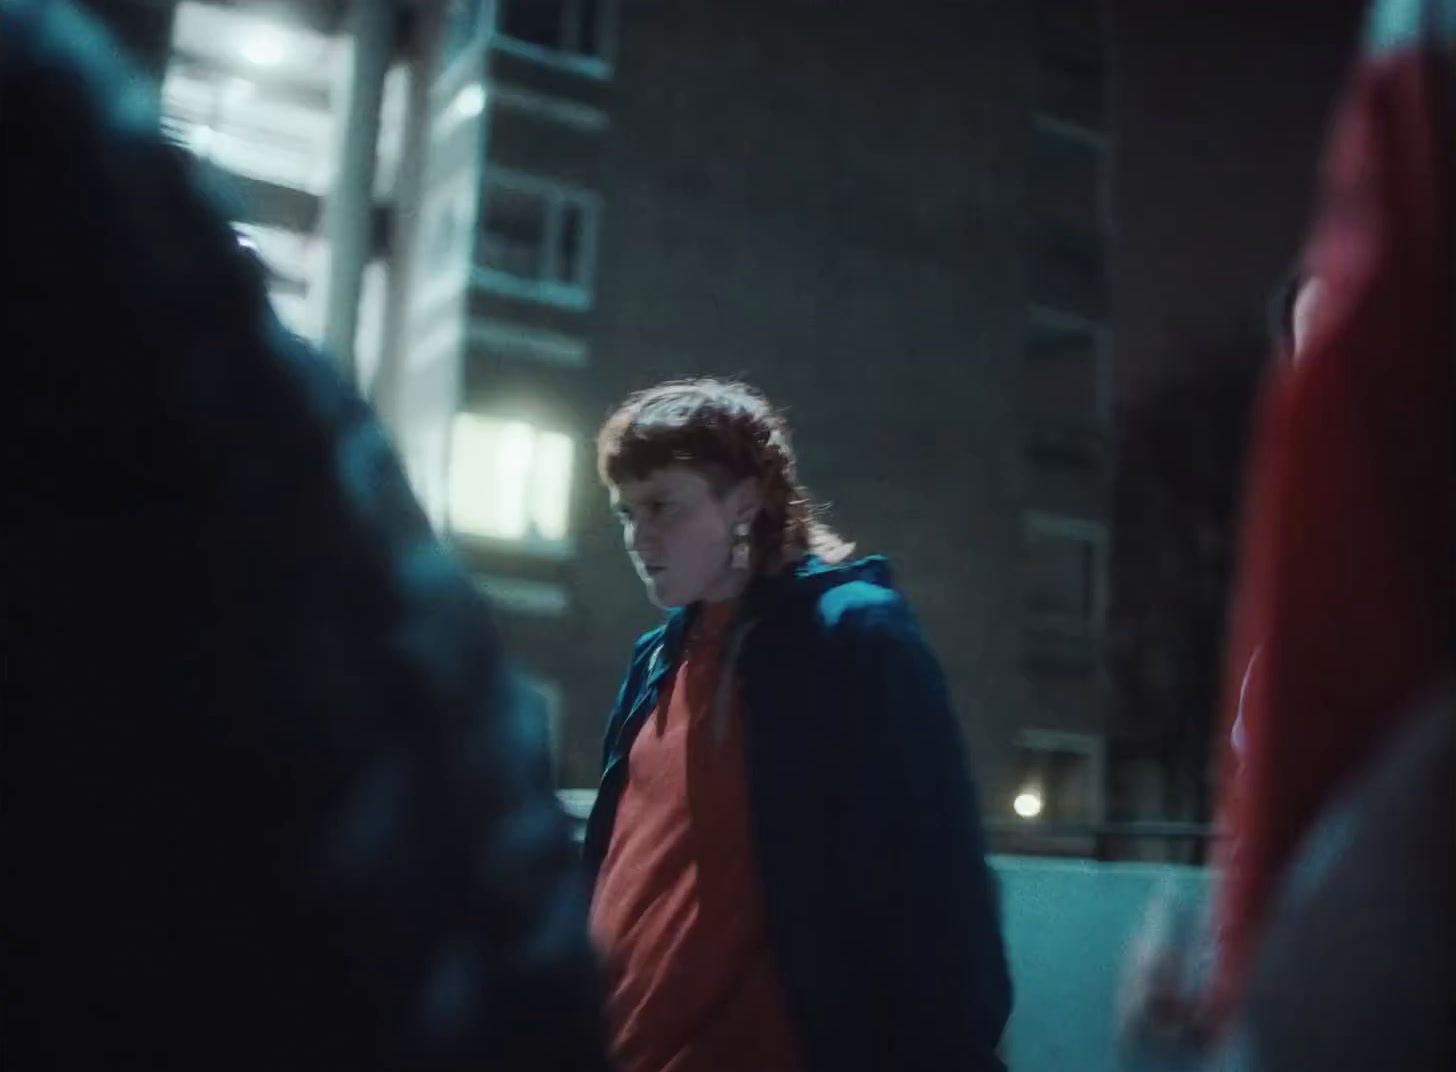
730, 521, 752, 571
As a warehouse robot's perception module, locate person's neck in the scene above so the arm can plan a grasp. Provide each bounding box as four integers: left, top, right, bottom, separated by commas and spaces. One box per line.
699, 568, 750, 605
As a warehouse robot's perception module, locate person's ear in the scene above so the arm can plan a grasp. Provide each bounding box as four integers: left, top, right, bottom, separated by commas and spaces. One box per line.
726, 477, 762, 527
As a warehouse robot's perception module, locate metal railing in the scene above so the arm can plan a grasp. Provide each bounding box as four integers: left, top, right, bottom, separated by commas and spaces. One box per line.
985, 819, 1220, 864
558, 790, 1218, 861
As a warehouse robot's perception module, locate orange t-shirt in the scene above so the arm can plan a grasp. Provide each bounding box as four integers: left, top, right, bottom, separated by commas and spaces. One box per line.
589, 600, 803, 1072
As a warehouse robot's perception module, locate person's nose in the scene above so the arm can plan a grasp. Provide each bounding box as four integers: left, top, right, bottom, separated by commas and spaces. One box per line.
628, 519, 657, 559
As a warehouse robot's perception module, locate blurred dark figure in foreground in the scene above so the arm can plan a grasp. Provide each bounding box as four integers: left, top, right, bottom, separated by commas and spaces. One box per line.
1122, 0, 1455, 1066
0, 2, 607, 1068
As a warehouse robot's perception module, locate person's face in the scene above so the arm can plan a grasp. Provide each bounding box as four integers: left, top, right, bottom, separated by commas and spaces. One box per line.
609, 466, 758, 608
1290, 276, 1325, 360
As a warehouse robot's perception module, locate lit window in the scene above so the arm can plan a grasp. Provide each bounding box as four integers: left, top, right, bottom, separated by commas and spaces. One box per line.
161, 4, 344, 195
449, 415, 574, 547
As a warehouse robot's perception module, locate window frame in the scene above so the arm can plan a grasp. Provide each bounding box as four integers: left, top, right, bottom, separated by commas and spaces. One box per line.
1015, 728, 1107, 824
1021, 511, 1110, 641
1024, 304, 1112, 429
473, 168, 601, 311
493, 0, 618, 80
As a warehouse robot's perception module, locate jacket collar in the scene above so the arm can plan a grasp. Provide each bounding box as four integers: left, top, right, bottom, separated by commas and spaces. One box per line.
656, 554, 894, 666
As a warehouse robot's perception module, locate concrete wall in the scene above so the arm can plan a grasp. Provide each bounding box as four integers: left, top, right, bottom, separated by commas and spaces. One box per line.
994, 857, 1211, 1072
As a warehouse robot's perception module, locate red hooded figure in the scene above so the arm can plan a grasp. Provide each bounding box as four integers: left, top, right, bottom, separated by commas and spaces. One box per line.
1209, 0, 1455, 1022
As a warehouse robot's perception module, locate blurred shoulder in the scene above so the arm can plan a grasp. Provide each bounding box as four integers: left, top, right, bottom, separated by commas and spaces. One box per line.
798, 556, 919, 641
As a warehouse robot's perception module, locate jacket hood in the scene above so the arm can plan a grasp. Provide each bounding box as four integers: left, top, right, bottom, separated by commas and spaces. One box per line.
772, 554, 895, 599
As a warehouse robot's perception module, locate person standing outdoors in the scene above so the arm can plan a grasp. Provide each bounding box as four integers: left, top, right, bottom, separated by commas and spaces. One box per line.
584, 379, 1012, 1072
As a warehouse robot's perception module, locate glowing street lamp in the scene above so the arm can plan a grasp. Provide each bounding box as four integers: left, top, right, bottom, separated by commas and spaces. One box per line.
451, 83, 486, 122
1013, 788, 1044, 820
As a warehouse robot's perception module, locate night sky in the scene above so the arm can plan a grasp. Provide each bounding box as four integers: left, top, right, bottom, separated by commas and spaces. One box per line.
1109, 0, 1367, 405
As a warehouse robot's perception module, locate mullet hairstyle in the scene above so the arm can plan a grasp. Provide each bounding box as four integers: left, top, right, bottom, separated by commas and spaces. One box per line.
597, 379, 854, 572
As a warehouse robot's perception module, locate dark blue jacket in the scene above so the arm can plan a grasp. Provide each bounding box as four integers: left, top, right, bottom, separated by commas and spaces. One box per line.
585, 556, 1012, 1072
3, 3, 606, 1067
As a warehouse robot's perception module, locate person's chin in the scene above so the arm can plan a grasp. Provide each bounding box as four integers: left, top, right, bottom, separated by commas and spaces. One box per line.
643, 574, 687, 609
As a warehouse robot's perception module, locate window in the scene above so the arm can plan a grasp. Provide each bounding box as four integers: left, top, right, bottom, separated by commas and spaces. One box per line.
1029, 226, 1107, 320
1033, 0, 1106, 130
1014, 730, 1106, 823
1029, 116, 1104, 230
162, 4, 344, 195
1022, 625, 1098, 679
1036, 54, 1106, 132
448, 415, 574, 549
480, 185, 548, 278
1023, 308, 1105, 427
475, 172, 599, 307
1022, 513, 1107, 636
1024, 531, 1095, 623
162, 63, 337, 193
558, 201, 586, 282
498, 0, 615, 70
1025, 434, 1098, 476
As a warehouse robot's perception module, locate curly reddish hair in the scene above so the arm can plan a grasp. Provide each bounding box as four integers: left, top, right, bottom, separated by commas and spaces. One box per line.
597, 379, 854, 572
